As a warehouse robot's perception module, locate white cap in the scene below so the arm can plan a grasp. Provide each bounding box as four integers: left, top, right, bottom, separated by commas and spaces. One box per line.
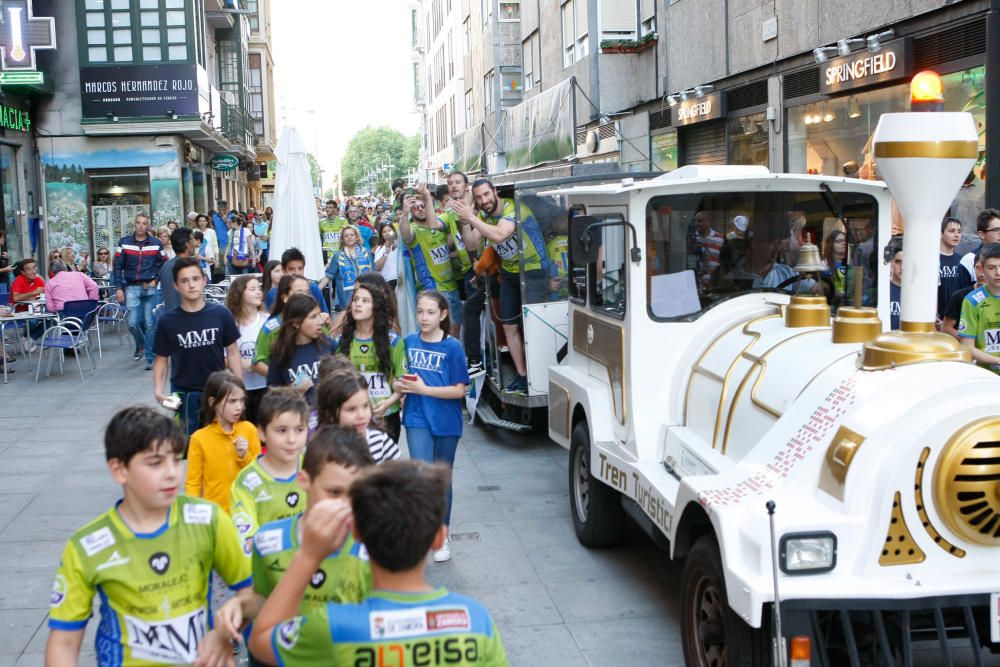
733, 215, 749, 233
186, 211, 198, 220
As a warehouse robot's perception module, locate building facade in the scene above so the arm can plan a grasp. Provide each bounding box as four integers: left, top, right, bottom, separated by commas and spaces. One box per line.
247, 0, 277, 210
35, 0, 262, 264
417, 0, 998, 221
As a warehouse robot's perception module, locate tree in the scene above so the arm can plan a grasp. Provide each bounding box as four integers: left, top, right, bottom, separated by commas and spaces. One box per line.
341, 126, 419, 196
305, 153, 321, 189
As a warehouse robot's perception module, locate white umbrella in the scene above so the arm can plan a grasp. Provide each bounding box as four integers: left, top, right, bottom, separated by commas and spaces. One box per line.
270, 128, 324, 282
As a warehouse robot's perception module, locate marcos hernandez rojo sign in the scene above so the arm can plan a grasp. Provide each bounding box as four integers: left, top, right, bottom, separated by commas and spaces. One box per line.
80, 64, 199, 119
820, 39, 912, 95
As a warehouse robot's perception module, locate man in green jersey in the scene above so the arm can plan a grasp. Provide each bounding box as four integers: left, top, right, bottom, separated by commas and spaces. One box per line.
959, 243, 1000, 371
249, 460, 507, 666
399, 184, 463, 336
46, 406, 251, 666
454, 178, 550, 394
210, 427, 374, 663
318, 200, 348, 264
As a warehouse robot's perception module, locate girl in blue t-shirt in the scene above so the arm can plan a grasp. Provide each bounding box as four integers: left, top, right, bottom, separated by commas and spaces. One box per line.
395, 290, 470, 563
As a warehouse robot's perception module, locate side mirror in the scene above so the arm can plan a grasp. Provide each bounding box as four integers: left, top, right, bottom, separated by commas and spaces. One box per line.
570, 215, 599, 264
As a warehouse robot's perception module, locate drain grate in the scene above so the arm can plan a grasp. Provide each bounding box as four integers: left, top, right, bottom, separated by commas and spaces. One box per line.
448, 532, 480, 542
477, 485, 501, 491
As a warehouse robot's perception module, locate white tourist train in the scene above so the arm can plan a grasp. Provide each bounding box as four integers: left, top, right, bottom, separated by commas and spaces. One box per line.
543, 101, 1000, 664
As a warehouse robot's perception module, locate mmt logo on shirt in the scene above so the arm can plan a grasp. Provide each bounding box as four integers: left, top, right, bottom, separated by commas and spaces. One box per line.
175, 328, 220, 349
409, 349, 446, 373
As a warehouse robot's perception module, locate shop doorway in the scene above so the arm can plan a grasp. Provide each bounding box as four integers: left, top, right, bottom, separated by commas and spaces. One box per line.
0, 145, 20, 265
87, 169, 151, 258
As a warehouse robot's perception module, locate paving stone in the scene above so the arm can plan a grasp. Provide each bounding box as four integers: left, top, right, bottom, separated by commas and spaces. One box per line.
0, 609, 46, 657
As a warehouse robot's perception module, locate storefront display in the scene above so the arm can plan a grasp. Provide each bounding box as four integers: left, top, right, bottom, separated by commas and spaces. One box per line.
651, 132, 677, 172
728, 111, 768, 166
788, 66, 986, 233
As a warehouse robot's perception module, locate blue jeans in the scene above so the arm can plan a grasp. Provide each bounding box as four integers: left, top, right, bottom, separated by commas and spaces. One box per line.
406, 428, 460, 526
125, 284, 159, 363
171, 387, 204, 443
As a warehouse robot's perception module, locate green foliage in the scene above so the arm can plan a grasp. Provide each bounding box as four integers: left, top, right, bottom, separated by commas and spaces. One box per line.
305, 153, 321, 188
341, 126, 420, 195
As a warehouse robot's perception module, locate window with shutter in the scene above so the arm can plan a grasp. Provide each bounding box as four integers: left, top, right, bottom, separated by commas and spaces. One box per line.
601, 0, 636, 40
562, 1, 574, 66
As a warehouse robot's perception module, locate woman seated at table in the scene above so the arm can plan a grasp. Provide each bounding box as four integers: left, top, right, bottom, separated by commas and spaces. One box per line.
45, 260, 99, 313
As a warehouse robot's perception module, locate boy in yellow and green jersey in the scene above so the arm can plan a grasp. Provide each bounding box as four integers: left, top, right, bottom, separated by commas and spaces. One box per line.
212, 426, 376, 662
249, 459, 507, 666
959, 243, 1000, 372
45, 406, 251, 666
319, 199, 349, 263
230, 388, 311, 554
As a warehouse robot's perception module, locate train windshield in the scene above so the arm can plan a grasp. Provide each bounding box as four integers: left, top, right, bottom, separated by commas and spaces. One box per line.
645, 190, 879, 321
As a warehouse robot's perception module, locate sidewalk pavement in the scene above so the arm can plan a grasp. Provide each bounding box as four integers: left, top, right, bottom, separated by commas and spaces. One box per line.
0, 341, 685, 666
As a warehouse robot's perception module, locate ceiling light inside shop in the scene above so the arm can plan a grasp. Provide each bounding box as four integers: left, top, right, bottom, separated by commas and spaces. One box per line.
823, 105, 835, 122
847, 96, 861, 119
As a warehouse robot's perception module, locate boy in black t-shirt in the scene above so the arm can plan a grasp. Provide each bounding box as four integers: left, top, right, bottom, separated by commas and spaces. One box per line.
153, 257, 243, 436
938, 217, 973, 324
943, 247, 983, 338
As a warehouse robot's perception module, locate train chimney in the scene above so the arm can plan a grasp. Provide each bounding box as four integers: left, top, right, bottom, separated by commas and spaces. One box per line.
862, 72, 978, 369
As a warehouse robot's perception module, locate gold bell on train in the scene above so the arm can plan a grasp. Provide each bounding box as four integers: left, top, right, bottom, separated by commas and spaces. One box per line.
793, 242, 826, 272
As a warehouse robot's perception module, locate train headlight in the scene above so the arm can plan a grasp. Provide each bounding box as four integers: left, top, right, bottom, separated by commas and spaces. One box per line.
780, 532, 837, 574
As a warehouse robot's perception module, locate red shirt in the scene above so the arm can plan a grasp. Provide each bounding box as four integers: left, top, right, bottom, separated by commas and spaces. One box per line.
11, 274, 44, 310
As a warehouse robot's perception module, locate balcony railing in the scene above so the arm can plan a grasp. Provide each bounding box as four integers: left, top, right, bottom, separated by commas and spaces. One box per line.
220, 98, 254, 150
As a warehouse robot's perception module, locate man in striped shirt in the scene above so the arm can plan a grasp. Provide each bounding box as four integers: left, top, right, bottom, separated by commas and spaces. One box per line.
113, 213, 167, 369
694, 211, 723, 289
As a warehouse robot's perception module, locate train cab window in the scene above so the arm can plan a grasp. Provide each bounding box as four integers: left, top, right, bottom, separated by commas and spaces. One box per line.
590, 220, 627, 317
645, 191, 879, 321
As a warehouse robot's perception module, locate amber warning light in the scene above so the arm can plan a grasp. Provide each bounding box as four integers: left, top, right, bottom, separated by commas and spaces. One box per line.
910, 70, 944, 112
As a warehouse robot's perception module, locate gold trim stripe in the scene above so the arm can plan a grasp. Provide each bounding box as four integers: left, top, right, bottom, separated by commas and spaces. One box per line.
874, 140, 978, 160
900, 321, 935, 333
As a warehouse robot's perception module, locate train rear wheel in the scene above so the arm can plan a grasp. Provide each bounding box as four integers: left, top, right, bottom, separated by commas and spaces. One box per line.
569, 421, 625, 547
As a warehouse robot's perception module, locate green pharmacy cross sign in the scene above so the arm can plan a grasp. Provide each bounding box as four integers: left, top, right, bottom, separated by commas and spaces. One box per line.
0, 103, 30, 132
211, 155, 239, 172
0, 0, 56, 72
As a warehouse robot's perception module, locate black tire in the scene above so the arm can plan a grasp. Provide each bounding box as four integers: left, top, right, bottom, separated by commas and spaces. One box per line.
681, 535, 769, 667
569, 421, 626, 547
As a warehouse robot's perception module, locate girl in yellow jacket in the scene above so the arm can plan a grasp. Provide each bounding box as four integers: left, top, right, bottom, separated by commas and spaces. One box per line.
185, 370, 261, 514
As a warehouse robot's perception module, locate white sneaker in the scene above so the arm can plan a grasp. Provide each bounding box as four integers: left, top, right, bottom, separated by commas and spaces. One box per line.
432, 538, 451, 563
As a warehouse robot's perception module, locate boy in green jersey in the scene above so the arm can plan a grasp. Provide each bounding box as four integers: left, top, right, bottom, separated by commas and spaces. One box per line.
959, 243, 1000, 371
213, 425, 375, 658
230, 388, 311, 554
45, 406, 252, 666
249, 460, 508, 666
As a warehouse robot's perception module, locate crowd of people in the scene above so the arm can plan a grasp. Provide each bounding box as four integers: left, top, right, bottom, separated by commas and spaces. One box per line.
38, 170, 541, 665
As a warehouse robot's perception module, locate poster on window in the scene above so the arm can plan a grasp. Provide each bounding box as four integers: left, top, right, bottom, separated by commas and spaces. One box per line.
80, 64, 199, 118
505, 78, 576, 171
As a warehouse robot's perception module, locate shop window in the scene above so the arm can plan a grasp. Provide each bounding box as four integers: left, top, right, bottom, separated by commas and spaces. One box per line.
787, 66, 985, 234
88, 170, 152, 258
728, 112, 768, 167
651, 132, 677, 172
0, 146, 21, 266
645, 190, 879, 321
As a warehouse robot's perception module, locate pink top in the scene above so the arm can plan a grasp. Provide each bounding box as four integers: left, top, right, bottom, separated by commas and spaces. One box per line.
44, 271, 99, 312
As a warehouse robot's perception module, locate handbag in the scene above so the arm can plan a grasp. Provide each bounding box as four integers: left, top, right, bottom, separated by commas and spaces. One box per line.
230, 227, 250, 268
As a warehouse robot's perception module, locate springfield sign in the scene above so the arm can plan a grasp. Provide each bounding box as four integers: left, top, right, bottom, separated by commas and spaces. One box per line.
821, 39, 911, 94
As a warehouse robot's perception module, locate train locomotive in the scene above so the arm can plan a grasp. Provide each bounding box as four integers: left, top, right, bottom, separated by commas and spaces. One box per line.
547, 80, 1000, 665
